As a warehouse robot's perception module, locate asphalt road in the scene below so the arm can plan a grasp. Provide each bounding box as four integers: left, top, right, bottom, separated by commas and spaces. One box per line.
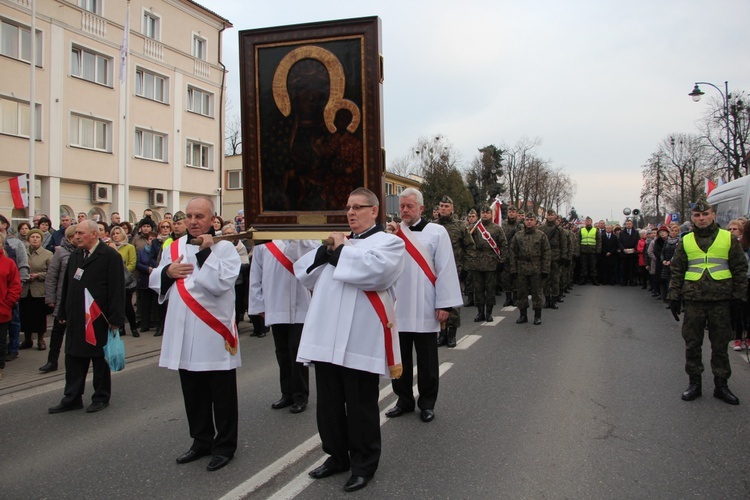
2, 284, 749, 499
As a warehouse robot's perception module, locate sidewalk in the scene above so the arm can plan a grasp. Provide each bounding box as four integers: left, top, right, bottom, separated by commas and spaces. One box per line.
0, 319, 254, 399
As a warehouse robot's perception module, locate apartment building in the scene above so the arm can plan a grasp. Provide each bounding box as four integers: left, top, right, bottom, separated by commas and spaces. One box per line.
0, 0, 231, 225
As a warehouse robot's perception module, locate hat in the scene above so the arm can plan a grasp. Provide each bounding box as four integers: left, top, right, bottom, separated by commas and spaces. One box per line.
467, 208, 477, 216
440, 195, 454, 205
27, 228, 44, 239
546, 209, 556, 215
480, 204, 492, 213
658, 225, 668, 233
585, 216, 592, 221
138, 218, 154, 229
172, 211, 186, 222
692, 198, 712, 212
524, 213, 536, 220
507, 205, 518, 212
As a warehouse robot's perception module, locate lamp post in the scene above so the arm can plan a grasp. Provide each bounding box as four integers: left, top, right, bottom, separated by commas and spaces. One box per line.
688, 81, 732, 181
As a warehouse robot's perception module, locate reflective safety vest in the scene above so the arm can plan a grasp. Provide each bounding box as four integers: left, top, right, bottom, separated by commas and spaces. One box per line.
682, 229, 732, 281
580, 227, 597, 246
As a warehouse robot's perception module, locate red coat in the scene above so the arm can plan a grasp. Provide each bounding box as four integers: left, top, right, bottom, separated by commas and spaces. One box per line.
637, 239, 647, 267
0, 252, 21, 322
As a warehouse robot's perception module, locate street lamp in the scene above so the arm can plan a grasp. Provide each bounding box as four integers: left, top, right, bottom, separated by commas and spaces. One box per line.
688, 81, 731, 181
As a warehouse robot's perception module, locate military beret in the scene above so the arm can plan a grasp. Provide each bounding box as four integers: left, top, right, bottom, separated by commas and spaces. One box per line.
507, 206, 518, 212
440, 195, 454, 205
524, 213, 536, 219
480, 205, 492, 213
546, 209, 556, 215
692, 198, 712, 212
172, 211, 186, 222
467, 208, 477, 215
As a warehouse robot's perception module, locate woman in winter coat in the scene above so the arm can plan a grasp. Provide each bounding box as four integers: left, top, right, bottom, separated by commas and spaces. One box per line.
0, 232, 22, 380
20, 229, 53, 350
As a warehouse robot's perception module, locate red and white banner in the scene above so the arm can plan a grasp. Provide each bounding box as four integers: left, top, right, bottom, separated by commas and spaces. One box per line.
9, 174, 28, 209
84, 288, 102, 346
705, 178, 716, 197
266, 241, 295, 276
476, 221, 503, 260
491, 197, 502, 226
394, 223, 437, 286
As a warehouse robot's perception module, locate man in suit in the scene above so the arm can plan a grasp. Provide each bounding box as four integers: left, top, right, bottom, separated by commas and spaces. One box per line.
49, 220, 125, 414
601, 224, 619, 285
618, 219, 640, 286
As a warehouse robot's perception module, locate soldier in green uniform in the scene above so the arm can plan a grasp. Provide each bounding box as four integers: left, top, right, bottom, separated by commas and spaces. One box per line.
668, 198, 747, 405
539, 209, 568, 309
501, 205, 522, 307
470, 205, 508, 322
509, 213, 551, 325
578, 216, 601, 285
558, 217, 573, 297
435, 196, 474, 348
463, 209, 478, 306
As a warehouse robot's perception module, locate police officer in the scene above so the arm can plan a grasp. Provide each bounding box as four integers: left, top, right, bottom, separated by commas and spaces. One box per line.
539, 209, 568, 309
469, 205, 507, 322
435, 196, 474, 348
668, 198, 747, 405
501, 206, 522, 307
509, 213, 550, 325
578, 216, 601, 285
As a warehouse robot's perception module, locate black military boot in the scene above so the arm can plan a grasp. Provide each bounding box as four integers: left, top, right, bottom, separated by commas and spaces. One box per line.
464, 293, 475, 307
503, 292, 513, 307
592, 277, 600, 286
446, 327, 457, 348
474, 305, 485, 322
485, 305, 494, 322
516, 308, 528, 324
544, 296, 552, 309
437, 329, 447, 347
511, 292, 518, 307
681, 375, 702, 401
533, 309, 542, 325
549, 296, 558, 309
556, 294, 564, 303
713, 377, 739, 405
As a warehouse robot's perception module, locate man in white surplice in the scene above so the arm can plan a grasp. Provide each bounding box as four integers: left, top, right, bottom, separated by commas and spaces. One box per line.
384, 188, 462, 424
294, 188, 404, 493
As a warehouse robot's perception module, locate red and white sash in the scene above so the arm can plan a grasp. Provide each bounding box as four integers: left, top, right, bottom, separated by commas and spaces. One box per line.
170, 237, 238, 355
265, 241, 295, 276
476, 222, 502, 260
393, 223, 437, 286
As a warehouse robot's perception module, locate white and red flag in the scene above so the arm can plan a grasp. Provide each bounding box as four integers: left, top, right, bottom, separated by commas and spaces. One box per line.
705, 178, 717, 197
84, 288, 102, 346
491, 196, 502, 226
9, 174, 28, 209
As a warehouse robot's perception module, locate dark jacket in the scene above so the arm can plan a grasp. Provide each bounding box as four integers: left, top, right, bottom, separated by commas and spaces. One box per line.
136, 245, 158, 289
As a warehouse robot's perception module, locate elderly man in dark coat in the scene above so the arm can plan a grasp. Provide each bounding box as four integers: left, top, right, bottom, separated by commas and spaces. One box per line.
49, 220, 125, 414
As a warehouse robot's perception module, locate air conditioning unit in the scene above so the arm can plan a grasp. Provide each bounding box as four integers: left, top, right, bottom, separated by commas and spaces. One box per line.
91, 183, 112, 204
150, 189, 168, 207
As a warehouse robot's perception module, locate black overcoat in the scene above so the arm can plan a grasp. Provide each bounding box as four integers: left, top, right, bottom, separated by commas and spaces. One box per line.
59, 242, 125, 357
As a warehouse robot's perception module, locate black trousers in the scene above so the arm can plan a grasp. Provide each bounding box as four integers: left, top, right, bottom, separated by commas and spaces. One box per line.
392, 331, 439, 411
178, 369, 238, 457
47, 318, 67, 364
61, 354, 111, 406
271, 323, 309, 404
314, 362, 381, 477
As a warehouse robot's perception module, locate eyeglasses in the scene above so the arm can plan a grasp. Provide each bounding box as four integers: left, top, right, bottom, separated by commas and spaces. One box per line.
344, 205, 374, 211
160, 225, 171, 229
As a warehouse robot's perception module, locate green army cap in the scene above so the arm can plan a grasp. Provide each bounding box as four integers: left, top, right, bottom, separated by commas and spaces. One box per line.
172, 211, 186, 222
524, 212, 536, 220
692, 198, 712, 212
546, 208, 556, 215
467, 208, 477, 216
507, 206, 518, 212
480, 204, 492, 213
440, 195, 453, 204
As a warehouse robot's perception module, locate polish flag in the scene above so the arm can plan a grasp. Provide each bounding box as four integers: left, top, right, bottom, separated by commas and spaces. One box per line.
705, 178, 717, 197
84, 288, 102, 346
9, 174, 28, 209
491, 196, 502, 226
664, 213, 671, 225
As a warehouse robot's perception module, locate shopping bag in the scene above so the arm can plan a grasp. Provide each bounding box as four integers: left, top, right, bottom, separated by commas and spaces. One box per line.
103, 327, 126, 372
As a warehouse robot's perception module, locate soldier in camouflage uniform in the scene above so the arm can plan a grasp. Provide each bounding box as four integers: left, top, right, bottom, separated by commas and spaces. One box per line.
501, 205, 522, 307
509, 213, 551, 325
463, 209, 478, 306
558, 217, 573, 297
539, 209, 568, 309
435, 196, 474, 348
569, 223, 580, 288
470, 205, 508, 323
668, 198, 747, 405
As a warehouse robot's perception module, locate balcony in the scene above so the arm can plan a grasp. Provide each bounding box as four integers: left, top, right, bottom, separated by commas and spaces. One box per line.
81, 11, 107, 38
144, 38, 164, 61
194, 59, 210, 78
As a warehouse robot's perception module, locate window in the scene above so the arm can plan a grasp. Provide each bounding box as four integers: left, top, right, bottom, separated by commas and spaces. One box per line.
396, 185, 405, 194
135, 129, 167, 161
186, 140, 212, 169
142, 11, 160, 40
385, 182, 393, 196
135, 67, 168, 103
79, 0, 102, 15
70, 113, 111, 152
1, 18, 42, 65
71, 45, 111, 86
227, 171, 242, 190
187, 86, 213, 117
0, 96, 40, 139
192, 34, 206, 61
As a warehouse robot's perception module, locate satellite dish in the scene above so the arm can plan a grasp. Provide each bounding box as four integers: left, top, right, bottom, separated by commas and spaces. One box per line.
623, 208, 632, 216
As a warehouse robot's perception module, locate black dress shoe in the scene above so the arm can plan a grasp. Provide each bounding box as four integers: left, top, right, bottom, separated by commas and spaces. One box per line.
289, 402, 307, 414
714, 386, 740, 405
343, 475, 371, 492
132, 330, 140, 338
681, 384, 702, 401
385, 406, 412, 418
39, 362, 58, 373
176, 449, 209, 464
420, 409, 435, 422
271, 397, 293, 410
19, 340, 33, 350
206, 455, 232, 472
48, 402, 83, 414
309, 462, 347, 479
86, 401, 109, 413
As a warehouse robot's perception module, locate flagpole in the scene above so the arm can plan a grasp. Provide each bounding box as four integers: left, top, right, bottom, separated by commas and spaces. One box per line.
28, 0, 36, 221
118, 1, 131, 221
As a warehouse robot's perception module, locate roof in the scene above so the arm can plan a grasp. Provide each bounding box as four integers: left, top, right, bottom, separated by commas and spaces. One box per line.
180, 0, 233, 27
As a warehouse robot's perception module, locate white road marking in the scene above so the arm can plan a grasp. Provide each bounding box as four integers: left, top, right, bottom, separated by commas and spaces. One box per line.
223, 363, 455, 500
454, 335, 482, 350
501, 306, 517, 312
483, 316, 503, 326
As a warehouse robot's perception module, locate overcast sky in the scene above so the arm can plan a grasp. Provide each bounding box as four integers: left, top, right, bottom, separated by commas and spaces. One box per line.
211, 0, 750, 221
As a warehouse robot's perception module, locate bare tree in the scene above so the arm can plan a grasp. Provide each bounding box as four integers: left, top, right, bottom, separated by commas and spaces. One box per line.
697, 91, 750, 180
656, 133, 711, 219
225, 115, 242, 156
502, 137, 541, 209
